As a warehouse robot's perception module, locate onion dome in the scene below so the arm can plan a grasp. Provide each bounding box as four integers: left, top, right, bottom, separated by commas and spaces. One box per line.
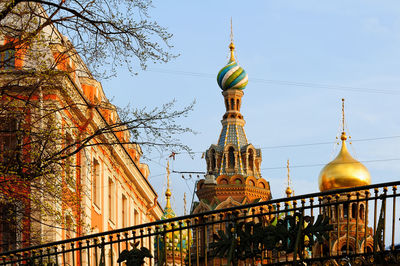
217, 40, 248, 91
318, 131, 371, 192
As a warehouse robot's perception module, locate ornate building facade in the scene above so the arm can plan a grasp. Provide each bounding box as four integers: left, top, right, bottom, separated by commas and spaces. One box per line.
0, 3, 162, 253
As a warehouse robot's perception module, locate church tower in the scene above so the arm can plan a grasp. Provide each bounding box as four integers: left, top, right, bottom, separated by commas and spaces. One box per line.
193, 25, 271, 213
316, 99, 373, 256
157, 161, 189, 265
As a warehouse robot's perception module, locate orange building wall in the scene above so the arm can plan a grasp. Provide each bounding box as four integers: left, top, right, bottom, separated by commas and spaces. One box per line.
0, 26, 163, 250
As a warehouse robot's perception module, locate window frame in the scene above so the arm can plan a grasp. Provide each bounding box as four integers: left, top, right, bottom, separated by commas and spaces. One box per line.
108, 177, 115, 223
0, 116, 20, 163
121, 194, 128, 228
0, 47, 15, 70
92, 158, 101, 210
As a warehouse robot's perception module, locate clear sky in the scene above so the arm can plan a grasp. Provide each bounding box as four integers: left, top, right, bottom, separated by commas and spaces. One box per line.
102, 1, 400, 216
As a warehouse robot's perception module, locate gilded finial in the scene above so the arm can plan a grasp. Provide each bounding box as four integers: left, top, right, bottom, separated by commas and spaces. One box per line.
165, 161, 172, 209
341, 98, 347, 141
183, 192, 187, 215
229, 17, 235, 62
285, 159, 293, 197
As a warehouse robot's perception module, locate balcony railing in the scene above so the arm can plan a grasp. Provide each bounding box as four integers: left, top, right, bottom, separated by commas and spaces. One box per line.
0, 180, 399, 265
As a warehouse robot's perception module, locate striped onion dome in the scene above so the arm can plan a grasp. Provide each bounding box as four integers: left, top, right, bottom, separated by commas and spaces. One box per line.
217, 42, 248, 91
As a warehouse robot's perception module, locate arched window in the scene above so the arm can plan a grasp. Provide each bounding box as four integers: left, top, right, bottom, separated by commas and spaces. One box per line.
236, 99, 240, 110
235, 179, 242, 185
248, 149, 254, 172
341, 244, 354, 255
220, 178, 228, 185
225, 99, 229, 110
230, 98, 235, 111
343, 203, 349, 218
352, 204, 357, 219
360, 204, 365, 220
210, 149, 216, 171
228, 147, 235, 169
330, 206, 336, 221
322, 244, 329, 256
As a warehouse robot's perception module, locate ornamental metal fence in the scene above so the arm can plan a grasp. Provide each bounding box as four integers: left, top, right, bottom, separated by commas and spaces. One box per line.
0, 180, 399, 265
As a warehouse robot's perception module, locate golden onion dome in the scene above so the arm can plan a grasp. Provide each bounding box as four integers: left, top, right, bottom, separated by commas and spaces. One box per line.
318, 132, 371, 192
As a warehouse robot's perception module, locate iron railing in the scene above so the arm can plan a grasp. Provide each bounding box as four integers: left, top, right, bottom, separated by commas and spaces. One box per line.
0, 180, 399, 265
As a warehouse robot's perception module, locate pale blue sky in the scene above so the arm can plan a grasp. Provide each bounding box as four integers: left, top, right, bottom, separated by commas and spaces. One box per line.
102, 1, 400, 216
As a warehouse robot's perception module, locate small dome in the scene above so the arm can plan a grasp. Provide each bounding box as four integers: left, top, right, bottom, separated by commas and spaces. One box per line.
318, 133, 371, 192
161, 206, 176, 220
217, 61, 248, 91
217, 41, 248, 91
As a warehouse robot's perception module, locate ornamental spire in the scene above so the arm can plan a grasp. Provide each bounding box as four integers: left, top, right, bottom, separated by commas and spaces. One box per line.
285, 159, 293, 197
165, 160, 172, 209
229, 17, 235, 62
216, 20, 248, 91
183, 192, 187, 215
341, 98, 347, 141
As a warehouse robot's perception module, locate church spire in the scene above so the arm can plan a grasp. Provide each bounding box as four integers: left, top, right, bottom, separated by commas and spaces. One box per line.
285, 159, 293, 197
229, 18, 235, 62
160, 160, 176, 220
165, 160, 172, 209
194, 26, 272, 214
206, 24, 262, 179
341, 98, 347, 141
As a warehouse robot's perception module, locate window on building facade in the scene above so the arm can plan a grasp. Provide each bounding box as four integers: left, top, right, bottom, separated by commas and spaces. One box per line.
0, 118, 18, 162
0, 203, 17, 252
360, 204, 365, 220
65, 132, 76, 190
92, 159, 101, 208
134, 209, 139, 226
228, 147, 235, 169
0, 47, 15, 69
343, 203, 349, 218
209, 149, 216, 171
248, 149, 254, 172
108, 178, 115, 223
65, 214, 74, 264
352, 204, 357, 219
122, 194, 127, 228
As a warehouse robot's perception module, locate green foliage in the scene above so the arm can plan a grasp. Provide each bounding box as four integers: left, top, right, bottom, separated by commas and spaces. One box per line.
210, 212, 333, 265
210, 223, 237, 265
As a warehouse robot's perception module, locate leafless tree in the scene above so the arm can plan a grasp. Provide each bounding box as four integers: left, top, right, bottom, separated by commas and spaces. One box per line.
0, 0, 193, 251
